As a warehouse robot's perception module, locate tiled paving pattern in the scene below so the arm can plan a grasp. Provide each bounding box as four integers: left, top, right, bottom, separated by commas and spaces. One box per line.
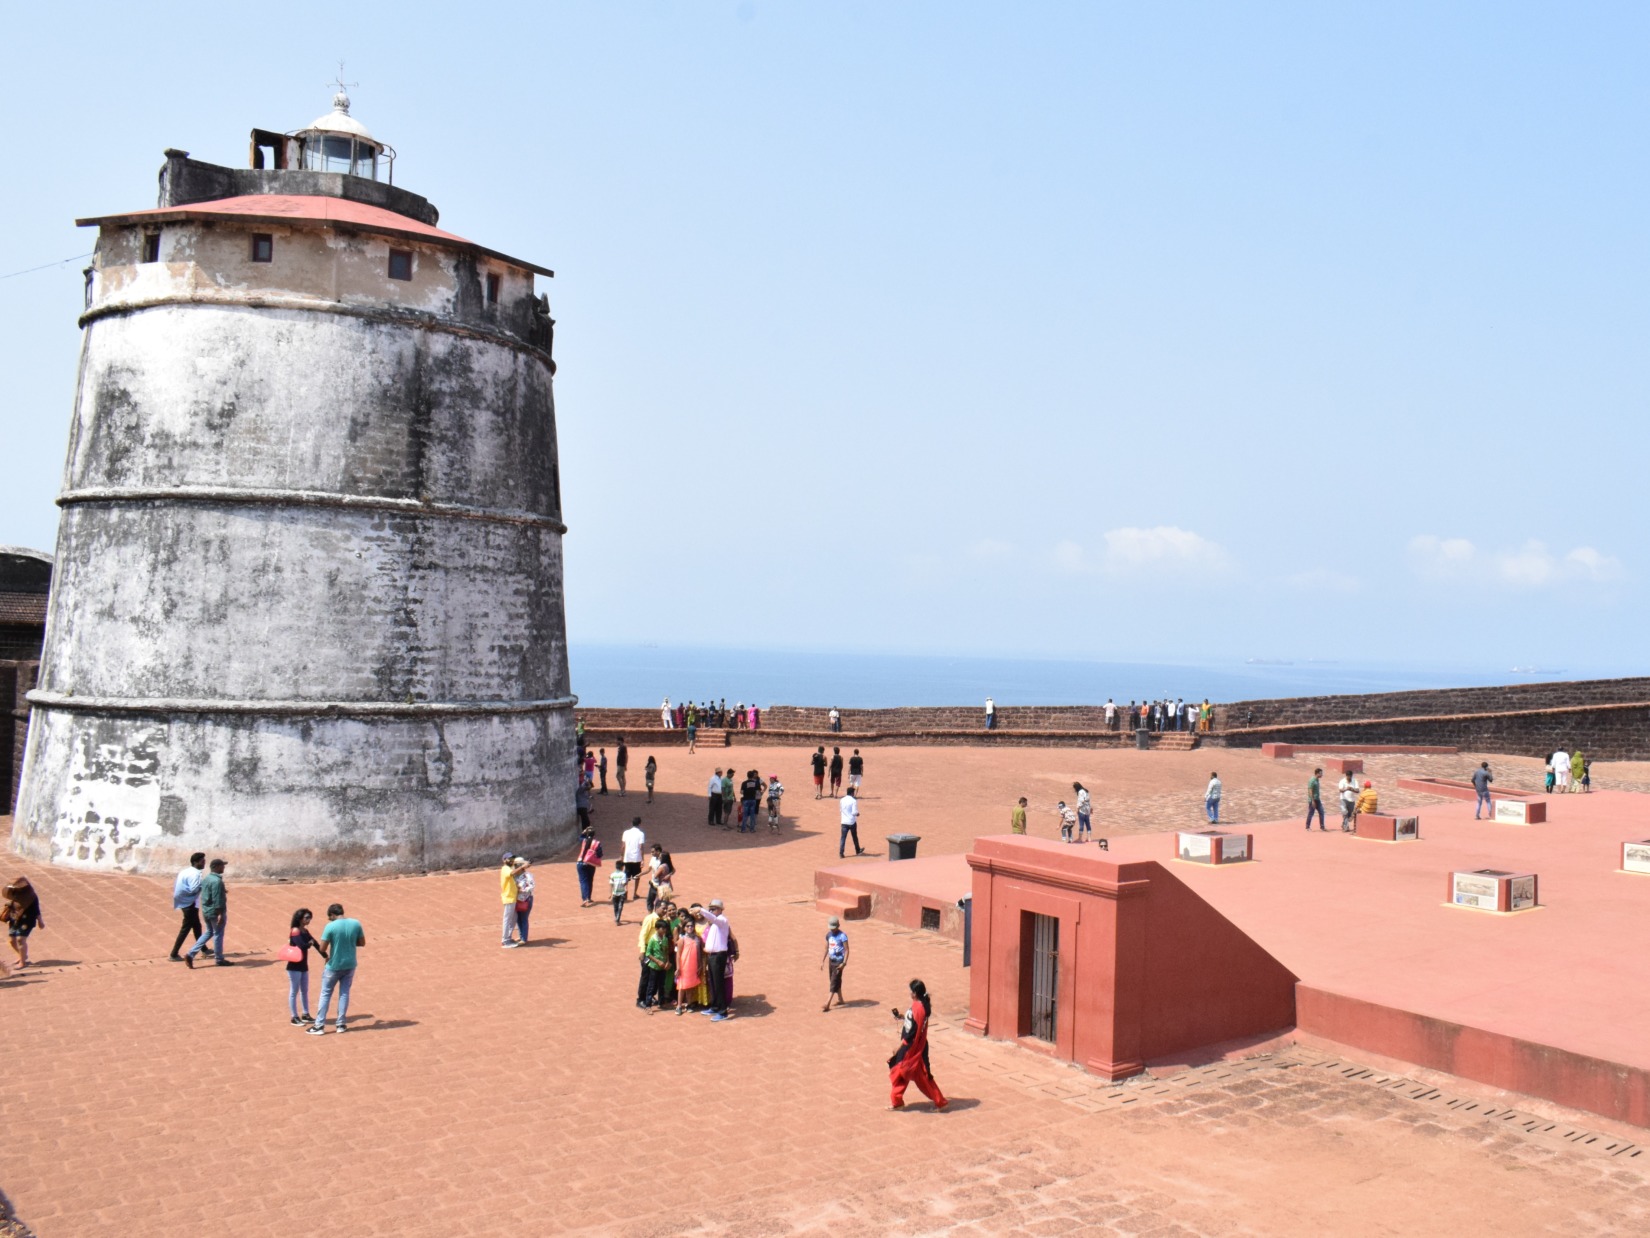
3, 745, 1648, 1235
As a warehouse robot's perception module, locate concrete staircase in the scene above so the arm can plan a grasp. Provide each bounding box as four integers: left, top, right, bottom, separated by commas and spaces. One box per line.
1153, 732, 1199, 751
816, 886, 871, 920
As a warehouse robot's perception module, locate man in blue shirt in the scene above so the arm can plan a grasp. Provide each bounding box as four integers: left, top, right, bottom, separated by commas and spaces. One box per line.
821, 917, 850, 1012
308, 904, 366, 1035
169, 851, 205, 961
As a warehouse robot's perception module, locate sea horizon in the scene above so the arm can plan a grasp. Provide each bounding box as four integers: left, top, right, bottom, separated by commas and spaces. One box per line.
566, 643, 1643, 711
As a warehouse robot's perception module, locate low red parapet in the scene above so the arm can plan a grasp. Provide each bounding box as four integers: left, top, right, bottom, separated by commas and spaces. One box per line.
1398, 776, 1544, 802
1261, 742, 1294, 758
964, 835, 1295, 1082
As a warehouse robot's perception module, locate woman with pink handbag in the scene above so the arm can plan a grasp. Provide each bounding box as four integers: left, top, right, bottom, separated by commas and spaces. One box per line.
283, 908, 325, 1027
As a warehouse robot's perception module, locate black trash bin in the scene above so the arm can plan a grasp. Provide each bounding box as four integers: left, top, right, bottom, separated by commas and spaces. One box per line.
886, 833, 920, 861
958, 894, 973, 967
1135, 727, 1151, 750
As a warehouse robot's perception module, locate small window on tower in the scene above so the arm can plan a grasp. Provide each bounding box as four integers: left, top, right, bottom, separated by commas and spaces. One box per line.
142, 233, 161, 263
250, 233, 274, 263
388, 249, 413, 281
486, 273, 501, 304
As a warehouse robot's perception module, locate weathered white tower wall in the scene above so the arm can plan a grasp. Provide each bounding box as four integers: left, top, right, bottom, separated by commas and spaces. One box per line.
12, 147, 576, 878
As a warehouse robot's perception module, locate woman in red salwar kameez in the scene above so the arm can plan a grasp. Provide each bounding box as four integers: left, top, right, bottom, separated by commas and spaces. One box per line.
888, 978, 949, 1111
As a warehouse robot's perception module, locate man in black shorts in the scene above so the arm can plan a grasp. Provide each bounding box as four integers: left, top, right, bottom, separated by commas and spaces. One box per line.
829, 747, 844, 798
812, 747, 827, 799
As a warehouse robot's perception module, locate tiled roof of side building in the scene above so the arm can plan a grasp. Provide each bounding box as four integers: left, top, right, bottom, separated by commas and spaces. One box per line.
0, 592, 49, 625
76, 194, 553, 277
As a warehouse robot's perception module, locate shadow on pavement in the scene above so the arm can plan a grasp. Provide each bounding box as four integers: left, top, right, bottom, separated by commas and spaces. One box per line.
730, 993, 774, 1018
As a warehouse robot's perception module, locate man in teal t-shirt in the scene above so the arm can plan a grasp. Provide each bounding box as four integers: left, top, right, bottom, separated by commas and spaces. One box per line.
308, 904, 366, 1035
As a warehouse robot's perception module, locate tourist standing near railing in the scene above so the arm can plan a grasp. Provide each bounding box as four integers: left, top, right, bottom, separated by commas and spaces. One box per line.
1104, 698, 1116, 731
984, 697, 995, 730
661, 698, 673, 729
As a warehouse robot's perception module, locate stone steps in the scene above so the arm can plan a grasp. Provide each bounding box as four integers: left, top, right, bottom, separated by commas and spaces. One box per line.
816, 887, 871, 920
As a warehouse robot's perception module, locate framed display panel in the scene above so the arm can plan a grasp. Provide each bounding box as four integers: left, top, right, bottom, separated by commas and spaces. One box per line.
1354, 813, 1421, 843
1620, 840, 1650, 876
1492, 800, 1547, 825
1448, 868, 1539, 913
1175, 830, 1253, 865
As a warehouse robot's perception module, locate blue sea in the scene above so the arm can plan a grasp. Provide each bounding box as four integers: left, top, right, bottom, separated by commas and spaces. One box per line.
566, 645, 1615, 709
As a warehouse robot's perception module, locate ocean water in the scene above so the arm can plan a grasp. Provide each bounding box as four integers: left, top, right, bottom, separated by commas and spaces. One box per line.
566, 645, 1594, 710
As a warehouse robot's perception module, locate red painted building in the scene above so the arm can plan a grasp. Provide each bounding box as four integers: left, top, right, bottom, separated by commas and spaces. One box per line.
964, 835, 1297, 1080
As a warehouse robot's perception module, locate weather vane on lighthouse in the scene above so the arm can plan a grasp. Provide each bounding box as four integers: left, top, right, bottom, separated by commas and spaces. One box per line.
328, 62, 359, 113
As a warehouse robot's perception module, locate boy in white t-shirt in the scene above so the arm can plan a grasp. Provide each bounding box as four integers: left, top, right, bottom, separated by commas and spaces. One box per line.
608, 861, 630, 926
1057, 802, 1078, 844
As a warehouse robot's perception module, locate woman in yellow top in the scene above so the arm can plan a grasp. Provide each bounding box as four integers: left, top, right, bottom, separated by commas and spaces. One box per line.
1570, 750, 1585, 793
1353, 781, 1379, 818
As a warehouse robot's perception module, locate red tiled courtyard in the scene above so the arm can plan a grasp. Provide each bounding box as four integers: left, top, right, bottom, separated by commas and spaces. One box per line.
5, 744, 1650, 1236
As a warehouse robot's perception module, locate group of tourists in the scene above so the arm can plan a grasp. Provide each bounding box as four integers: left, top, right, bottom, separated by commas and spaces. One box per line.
160, 850, 369, 1034
1303, 770, 1379, 831
573, 732, 653, 801
705, 768, 786, 832
660, 698, 761, 731
1104, 698, 1213, 733
629, 897, 738, 1019
1546, 748, 1591, 794
811, 746, 864, 798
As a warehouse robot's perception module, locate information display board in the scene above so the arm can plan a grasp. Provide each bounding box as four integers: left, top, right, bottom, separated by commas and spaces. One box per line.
1493, 800, 1548, 825
1177, 832, 1213, 863
1449, 868, 1538, 913
1175, 831, 1253, 865
1621, 841, 1650, 876
1354, 813, 1421, 842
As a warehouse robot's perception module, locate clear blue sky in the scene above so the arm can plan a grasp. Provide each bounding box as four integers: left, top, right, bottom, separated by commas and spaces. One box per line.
3, 2, 1644, 674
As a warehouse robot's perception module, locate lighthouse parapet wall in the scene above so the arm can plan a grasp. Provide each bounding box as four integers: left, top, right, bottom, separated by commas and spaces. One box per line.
13, 212, 575, 878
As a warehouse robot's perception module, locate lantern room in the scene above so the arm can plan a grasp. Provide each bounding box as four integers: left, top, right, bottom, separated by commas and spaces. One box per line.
250, 90, 396, 184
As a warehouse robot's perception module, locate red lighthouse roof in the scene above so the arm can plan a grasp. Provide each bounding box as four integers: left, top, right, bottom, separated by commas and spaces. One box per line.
77, 194, 553, 277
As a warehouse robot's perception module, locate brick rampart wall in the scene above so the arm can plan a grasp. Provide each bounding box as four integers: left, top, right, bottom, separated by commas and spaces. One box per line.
575, 676, 1650, 760
1209, 677, 1650, 761
1214, 677, 1650, 729
5, 661, 37, 815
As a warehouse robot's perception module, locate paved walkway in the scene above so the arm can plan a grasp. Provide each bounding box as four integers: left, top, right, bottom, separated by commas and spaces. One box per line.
3, 746, 1648, 1235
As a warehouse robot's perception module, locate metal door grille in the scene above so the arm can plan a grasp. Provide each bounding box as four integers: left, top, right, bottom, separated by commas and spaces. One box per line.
1030, 913, 1059, 1043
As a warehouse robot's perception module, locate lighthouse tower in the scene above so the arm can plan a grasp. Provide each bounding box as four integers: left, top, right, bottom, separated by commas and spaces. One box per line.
13, 92, 576, 878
